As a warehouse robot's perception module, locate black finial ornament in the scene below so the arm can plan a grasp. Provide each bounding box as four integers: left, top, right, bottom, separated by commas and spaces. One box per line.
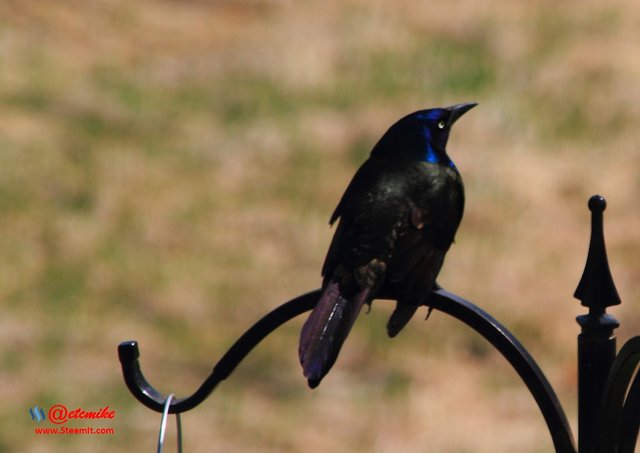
574, 195, 621, 453
574, 195, 621, 313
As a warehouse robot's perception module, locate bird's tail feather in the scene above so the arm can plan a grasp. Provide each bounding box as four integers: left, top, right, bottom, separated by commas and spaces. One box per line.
299, 281, 369, 388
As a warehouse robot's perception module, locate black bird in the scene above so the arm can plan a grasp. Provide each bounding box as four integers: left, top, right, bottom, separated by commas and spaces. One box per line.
299, 103, 476, 388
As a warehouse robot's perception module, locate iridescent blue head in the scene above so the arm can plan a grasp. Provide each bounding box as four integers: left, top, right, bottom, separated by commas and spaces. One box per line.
370, 103, 477, 167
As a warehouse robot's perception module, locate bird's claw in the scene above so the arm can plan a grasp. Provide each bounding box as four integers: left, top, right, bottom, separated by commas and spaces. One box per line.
425, 306, 435, 321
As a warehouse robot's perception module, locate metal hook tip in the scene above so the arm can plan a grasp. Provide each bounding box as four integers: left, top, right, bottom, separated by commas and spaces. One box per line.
118, 340, 140, 363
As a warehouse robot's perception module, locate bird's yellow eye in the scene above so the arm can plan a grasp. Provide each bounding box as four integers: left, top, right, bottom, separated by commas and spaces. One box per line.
437, 121, 446, 129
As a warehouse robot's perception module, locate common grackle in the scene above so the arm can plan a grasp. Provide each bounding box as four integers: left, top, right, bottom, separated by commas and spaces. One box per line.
299, 103, 476, 388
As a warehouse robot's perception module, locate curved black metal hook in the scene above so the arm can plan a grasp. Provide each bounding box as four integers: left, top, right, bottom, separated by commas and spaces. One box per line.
118, 290, 319, 414
618, 359, 640, 453
598, 336, 640, 452
424, 289, 576, 452
118, 288, 576, 451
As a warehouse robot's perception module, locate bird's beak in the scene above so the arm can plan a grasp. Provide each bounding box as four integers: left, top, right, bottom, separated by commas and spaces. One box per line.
446, 102, 478, 127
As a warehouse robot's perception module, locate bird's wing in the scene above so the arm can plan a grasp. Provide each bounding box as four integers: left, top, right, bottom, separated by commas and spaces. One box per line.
387, 206, 446, 301
321, 158, 407, 282
382, 205, 446, 337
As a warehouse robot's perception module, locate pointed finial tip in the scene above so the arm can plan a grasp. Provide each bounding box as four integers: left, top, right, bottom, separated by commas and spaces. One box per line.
588, 194, 606, 212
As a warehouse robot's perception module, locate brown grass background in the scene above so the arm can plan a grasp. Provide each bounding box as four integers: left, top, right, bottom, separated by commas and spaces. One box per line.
1, 0, 639, 451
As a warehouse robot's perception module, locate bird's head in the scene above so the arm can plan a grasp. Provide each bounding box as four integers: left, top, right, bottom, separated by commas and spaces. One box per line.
371, 103, 477, 166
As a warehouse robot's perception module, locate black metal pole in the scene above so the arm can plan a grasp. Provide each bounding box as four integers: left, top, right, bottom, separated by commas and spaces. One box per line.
576, 320, 618, 453
574, 195, 621, 453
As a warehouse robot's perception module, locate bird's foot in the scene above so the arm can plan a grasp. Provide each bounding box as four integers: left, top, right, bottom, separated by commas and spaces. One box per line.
425, 305, 435, 321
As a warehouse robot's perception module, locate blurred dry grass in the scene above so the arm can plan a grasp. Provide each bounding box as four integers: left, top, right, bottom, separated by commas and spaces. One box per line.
1, 0, 639, 451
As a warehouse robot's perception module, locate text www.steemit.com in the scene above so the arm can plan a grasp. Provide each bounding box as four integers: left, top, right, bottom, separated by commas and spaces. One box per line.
34, 426, 115, 435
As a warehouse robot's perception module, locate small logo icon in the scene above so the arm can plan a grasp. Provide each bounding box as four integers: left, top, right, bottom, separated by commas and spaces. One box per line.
29, 406, 46, 423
